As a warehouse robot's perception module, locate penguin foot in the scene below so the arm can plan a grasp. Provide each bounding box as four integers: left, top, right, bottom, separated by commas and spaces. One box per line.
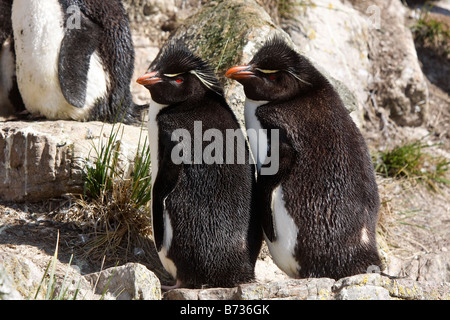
16, 110, 46, 121
161, 279, 182, 291
380, 271, 408, 280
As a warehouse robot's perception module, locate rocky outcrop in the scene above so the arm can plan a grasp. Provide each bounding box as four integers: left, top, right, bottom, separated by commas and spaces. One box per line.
164, 273, 450, 300
159, 0, 358, 128
281, 0, 372, 126
0, 251, 161, 300
84, 262, 161, 300
0, 247, 447, 300
2, 250, 448, 300
282, 0, 429, 127
129, 0, 430, 129
0, 264, 22, 300
350, 0, 429, 126
0, 121, 144, 202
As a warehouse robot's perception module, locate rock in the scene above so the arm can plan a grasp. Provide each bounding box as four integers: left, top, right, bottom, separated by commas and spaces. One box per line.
0, 252, 45, 299
163, 278, 335, 300
391, 278, 450, 300
131, 36, 159, 106
333, 273, 450, 300
0, 121, 145, 202
84, 263, 161, 300
0, 251, 161, 300
165, 0, 359, 127
254, 255, 290, 283
0, 265, 23, 300
386, 253, 450, 283
0, 251, 102, 300
281, 0, 372, 127
353, 0, 429, 126
238, 278, 335, 300
164, 287, 237, 300
163, 273, 450, 300
335, 285, 391, 300
332, 273, 393, 300
2, 248, 448, 300
122, 0, 178, 44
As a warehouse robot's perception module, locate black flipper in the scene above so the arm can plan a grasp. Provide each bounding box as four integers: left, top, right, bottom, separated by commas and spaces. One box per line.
59, 0, 145, 123
152, 135, 182, 251
58, 10, 102, 109
0, 0, 25, 114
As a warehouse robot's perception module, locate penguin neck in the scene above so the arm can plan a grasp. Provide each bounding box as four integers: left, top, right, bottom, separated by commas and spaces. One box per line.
148, 98, 168, 120
147, 98, 168, 188
244, 98, 269, 172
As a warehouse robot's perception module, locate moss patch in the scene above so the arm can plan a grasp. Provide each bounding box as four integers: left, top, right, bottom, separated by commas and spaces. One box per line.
172, 0, 272, 83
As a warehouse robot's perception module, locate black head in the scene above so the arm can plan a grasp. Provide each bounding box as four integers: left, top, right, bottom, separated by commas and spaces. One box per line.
225, 37, 325, 101
137, 43, 223, 105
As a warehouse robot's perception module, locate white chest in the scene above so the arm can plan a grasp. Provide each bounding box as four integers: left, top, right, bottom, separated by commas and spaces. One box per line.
147, 99, 177, 277
147, 99, 168, 189
12, 0, 67, 115
244, 98, 300, 277
244, 98, 269, 171
265, 185, 300, 278
11, 0, 107, 120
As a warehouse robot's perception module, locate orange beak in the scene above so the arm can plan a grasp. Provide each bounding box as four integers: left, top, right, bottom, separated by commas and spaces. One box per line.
136, 71, 162, 86
225, 65, 255, 80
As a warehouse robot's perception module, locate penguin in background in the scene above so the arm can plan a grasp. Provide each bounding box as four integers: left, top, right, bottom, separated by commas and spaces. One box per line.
136, 43, 262, 289
0, 0, 24, 118
226, 37, 382, 280
11, 0, 145, 123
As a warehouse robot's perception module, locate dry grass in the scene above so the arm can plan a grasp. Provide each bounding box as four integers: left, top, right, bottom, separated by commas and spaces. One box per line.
51, 122, 158, 270
373, 139, 450, 193
411, 4, 450, 58
375, 172, 449, 265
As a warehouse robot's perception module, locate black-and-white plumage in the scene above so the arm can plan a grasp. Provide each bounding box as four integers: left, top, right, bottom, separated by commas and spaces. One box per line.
11, 0, 145, 123
137, 43, 262, 288
0, 0, 24, 117
226, 37, 382, 280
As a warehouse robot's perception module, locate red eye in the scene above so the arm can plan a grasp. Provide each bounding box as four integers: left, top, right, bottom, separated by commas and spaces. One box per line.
269, 75, 276, 81
176, 78, 183, 84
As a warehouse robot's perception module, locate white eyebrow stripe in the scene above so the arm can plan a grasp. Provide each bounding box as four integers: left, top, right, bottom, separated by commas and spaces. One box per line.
286, 70, 313, 86
255, 68, 279, 74
163, 72, 185, 77
189, 70, 222, 95
255, 68, 313, 86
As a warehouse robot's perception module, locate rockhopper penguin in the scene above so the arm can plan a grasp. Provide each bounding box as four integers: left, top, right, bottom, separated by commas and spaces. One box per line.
137, 43, 262, 288
11, 0, 145, 123
0, 0, 24, 117
226, 37, 382, 280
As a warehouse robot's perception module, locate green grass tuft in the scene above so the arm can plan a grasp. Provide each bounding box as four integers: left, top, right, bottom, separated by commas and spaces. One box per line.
278, 0, 316, 20
79, 121, 153, 265
373, 139, 450, 191
411, 3, 450, 57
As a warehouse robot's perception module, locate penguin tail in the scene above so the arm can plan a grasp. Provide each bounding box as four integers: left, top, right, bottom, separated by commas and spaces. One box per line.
128, 102, 149, 123
115, 102, 149, 125
133, 102, 149, 111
